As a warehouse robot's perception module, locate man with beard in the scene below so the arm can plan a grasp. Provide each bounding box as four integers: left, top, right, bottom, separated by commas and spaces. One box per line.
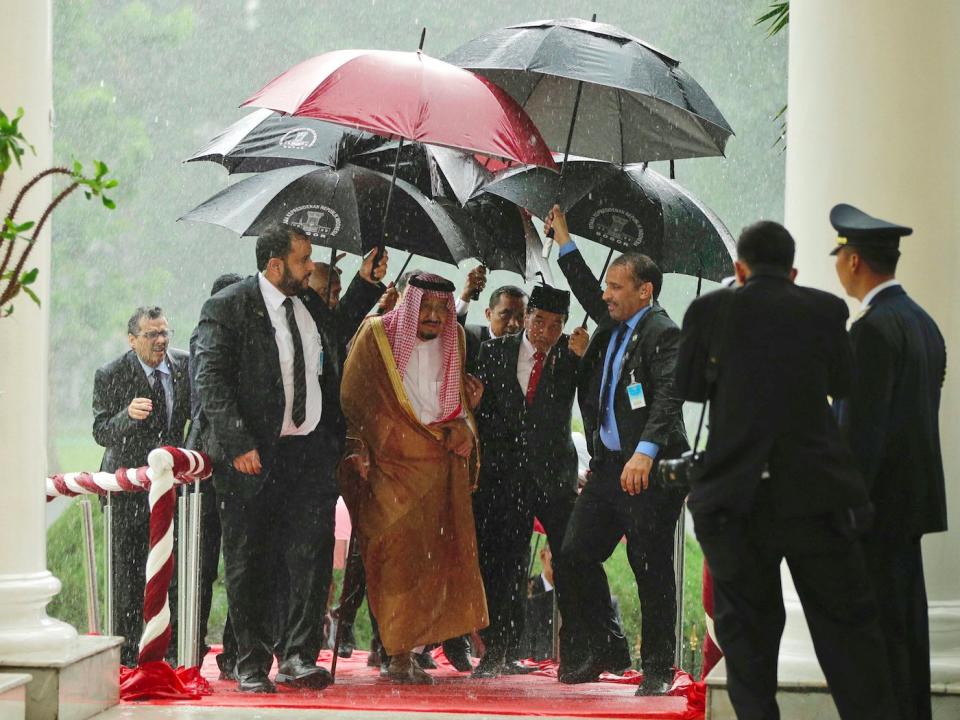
339, 273, 487, 684
470, 284, 591, 678
195, 224, 386, 693
93, 305, 191, 666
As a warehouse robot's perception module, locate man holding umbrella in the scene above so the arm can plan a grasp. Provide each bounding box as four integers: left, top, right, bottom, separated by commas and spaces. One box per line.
195, 224, 386, 693
545, 207, 688, 695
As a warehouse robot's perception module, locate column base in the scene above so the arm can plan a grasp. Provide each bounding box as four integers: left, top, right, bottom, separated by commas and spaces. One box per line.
0, 635, 122, 720
0, 572, 77, 655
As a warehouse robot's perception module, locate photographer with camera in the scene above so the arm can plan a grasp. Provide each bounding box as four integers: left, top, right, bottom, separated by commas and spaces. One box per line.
674, 221, 897, 720
544, 207, 688, 696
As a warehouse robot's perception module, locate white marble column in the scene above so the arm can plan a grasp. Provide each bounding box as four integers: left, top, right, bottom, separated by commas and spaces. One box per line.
780, 0, 960, 686
0, 0, 77, 653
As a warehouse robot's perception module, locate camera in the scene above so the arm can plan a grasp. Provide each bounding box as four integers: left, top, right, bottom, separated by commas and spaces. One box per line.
657, 449, 704, 488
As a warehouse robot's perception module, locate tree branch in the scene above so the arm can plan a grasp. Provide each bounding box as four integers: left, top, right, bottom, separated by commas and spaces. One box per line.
0, 181, 79, 307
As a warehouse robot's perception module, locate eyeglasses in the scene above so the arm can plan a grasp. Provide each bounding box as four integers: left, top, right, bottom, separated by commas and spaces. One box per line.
137, 330, 173, 340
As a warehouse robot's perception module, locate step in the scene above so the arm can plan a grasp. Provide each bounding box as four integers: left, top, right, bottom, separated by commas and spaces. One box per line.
0, 635, 122, 720
0, 673, 30, 720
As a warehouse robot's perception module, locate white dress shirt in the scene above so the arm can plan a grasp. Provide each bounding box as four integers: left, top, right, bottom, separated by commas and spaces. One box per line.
403, 338, 444, 425
517, 332, 543, 397
258, 273, 323, 436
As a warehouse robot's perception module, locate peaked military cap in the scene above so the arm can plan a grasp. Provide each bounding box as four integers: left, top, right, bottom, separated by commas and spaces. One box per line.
829, 203, 913, 256
528, 284, 570, 315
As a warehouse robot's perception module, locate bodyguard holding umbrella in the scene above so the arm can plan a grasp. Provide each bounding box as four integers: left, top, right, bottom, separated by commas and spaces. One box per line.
545, 207, 688, 695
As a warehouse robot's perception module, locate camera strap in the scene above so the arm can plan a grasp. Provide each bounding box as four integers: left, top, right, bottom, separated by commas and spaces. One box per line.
692, 289, 738, 451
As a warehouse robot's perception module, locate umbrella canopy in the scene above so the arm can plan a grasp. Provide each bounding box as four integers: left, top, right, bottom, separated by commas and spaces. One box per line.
185, 108, 382, 174
480, 158, 735, 281
178, 164, 478, 265
353, 141, 494, 207
241, 49, 558, 171
446, 17, 734, 163
187, 111, 492, 207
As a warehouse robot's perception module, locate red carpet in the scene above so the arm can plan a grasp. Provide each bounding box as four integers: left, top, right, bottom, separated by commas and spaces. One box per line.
127, 646, 705, 719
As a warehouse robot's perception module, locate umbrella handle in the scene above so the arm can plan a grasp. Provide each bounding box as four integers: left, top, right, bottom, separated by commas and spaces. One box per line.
394, 253, 415, 283
375, 137, 407, 269
325, 245, 337, 307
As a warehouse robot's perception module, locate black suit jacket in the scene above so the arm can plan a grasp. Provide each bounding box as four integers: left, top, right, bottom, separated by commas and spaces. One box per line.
462, 321, 491, 375
558, 250, 688, 463
475, 332, 579, 494
92, 349, 191, 472
676, 275, 868, 518
836, 285, 947, 537
194, 274, 381, 496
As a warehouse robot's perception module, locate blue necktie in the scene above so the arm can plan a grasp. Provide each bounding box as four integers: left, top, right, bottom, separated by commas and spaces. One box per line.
599, 323, 629, 423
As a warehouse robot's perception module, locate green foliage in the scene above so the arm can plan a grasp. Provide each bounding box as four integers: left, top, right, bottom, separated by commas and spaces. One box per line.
755, 1, 790, 37
0, 107, 34, 173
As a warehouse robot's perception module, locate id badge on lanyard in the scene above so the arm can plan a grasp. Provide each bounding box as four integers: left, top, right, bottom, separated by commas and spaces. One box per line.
625, 369, 646, 410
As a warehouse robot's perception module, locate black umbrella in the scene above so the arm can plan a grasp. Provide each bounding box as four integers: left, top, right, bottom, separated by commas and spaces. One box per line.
186, 110, 493, 208
446, 17, 734, 164
353, 141, 493, 206
185, 108, 382, 174
178, 164, 480, 266
479, 158, 735, 282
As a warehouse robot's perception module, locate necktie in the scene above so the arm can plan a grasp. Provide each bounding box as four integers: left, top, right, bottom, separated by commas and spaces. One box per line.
599, 323, 629, 422
151, 369, 169, 431
526, 350, 546, 405
283, 297, 307, 427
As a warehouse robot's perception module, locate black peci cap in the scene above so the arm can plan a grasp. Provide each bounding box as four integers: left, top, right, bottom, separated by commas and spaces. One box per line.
829, 203, 912, 256
528, 285, 570, 315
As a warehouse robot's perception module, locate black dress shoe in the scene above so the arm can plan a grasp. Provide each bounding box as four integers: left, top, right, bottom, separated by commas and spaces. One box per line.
501, 660, 537, 675
635, 676, 672, 696
414, 650, 437, 669
275, 659, 333, 690
559, 654, 623, 684
237, 673, 276, 693
470, 654, 504, 679
442, 638, 473, 672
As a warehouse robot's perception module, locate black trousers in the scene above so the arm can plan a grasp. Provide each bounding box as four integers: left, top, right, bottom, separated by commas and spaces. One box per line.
473, 469, 578, 661
559, 449, 683, 676
862, 532, 931, 720
693, 489, 898, 720
218, 429, 339, 679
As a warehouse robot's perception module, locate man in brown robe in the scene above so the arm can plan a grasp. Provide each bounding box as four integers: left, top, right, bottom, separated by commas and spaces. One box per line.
339, 272, 487, 684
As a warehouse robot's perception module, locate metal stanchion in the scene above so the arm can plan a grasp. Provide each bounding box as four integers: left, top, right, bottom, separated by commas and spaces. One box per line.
673, 503, 687, 669
186, 477, 203, 666
177, 492, 188, 665
104, 492, 114, 635
552, 592, 561, 662
79, 498, 101, 635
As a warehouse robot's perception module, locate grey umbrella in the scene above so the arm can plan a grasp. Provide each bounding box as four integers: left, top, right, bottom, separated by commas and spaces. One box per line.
446, 17, 734, 164
478, 157, 735, 282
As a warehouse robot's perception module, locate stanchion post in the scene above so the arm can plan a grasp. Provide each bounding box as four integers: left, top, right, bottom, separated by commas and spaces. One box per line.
186, 478, 203, 666
104, 492, 114, 635
177, 492, 188, 665
673, 504, 687, 670
79, 497, 101, 635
